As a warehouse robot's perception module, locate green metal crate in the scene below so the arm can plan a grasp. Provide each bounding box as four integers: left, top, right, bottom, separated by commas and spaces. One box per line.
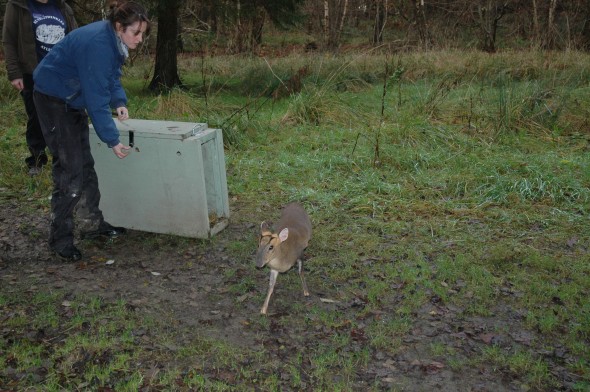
89, 119, 229, 238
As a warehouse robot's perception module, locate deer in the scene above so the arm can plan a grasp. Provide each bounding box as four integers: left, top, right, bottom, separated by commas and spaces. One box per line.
255, 202, 312, 315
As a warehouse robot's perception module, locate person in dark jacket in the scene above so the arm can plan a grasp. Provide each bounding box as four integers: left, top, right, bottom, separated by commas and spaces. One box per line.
33, 1, 150, 261
2, 0, 77, 175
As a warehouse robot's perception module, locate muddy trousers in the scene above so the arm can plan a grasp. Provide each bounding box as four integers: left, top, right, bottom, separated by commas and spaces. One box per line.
33, 91, 104, 252
21, 74, 47, 167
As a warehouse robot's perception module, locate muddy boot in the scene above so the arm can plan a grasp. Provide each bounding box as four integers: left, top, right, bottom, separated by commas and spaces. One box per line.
25, 153, 48, 177
81, 221, 127, 240
52, 243, 82, 262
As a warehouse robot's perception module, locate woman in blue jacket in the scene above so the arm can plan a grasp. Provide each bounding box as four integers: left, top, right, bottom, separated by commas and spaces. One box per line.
33, 1, 150, 261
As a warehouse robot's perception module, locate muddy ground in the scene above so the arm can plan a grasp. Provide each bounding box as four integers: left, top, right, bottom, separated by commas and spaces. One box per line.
0, 199, 581, 391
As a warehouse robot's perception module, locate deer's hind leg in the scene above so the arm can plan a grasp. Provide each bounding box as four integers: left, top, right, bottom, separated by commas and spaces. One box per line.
298, 259, 310, 297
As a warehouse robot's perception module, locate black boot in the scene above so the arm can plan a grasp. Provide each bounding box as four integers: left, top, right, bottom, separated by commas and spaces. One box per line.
53, 244, 82, 261
26, 153, 49, 176
81, 221, 127, 239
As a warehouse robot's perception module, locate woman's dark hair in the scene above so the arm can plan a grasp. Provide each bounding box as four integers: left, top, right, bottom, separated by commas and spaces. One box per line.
108, 1, 151, 35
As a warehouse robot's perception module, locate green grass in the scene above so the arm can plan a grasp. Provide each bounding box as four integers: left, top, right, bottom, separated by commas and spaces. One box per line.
479, 346, 555, 389
2, 49, 590, 390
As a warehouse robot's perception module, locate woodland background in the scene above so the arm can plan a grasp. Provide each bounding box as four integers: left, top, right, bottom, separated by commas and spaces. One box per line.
2, 0, 590, 91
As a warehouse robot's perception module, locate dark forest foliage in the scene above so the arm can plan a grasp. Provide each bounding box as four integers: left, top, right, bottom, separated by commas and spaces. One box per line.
2, 0, 588, 53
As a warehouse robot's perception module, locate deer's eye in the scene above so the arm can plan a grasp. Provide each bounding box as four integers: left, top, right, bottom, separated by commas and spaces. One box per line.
268, 245, 274, 251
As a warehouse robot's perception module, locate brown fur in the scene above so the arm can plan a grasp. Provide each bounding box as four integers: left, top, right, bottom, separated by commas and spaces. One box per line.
255, 203, 312, 314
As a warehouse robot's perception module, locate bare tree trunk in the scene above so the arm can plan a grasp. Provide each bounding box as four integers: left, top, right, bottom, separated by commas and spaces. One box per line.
532, 0, 540, 48
235, 0, 243, 52
372, 0, 387, 45
582, 1, 590, 51
414, 0, 431, 49
476, 0, 508, 53
323, 0, 348, 50
324, 0, 330, 46
250, 9, 265, 51
546, 0, 558, 49
149, 0, 182, 92
337, 0, 349, 46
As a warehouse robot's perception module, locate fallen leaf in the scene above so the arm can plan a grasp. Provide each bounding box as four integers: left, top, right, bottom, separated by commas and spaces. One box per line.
552, 296, 565, 306
510, 331, 534, 346
382, 359, 397, 371
429, 361, 444, 369
61, 300, 71, 307
320, 298, 339, 303
425, 361, 445, 374
350, 328, 367, 341
450, 332, 467, 339
566, 237, 578, 247
480, 333, 496, 344
151, 271, 161, 276
105, 260, 115, 265
237, 293, 250, 302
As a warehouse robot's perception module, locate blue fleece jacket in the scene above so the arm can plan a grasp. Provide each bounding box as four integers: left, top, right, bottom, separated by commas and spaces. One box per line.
33, 20, 127, 147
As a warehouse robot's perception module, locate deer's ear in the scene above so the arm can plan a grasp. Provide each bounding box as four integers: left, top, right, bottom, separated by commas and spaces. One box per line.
278, 228, 289, 242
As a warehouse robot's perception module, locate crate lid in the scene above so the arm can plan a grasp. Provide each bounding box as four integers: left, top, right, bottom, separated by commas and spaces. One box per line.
112, 119, 209, 140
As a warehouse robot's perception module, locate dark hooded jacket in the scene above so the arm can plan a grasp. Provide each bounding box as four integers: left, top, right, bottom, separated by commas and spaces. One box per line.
2, 0, 77, 81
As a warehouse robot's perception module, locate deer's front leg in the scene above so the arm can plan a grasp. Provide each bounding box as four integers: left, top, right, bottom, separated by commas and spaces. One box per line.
261, 269, 279, 315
